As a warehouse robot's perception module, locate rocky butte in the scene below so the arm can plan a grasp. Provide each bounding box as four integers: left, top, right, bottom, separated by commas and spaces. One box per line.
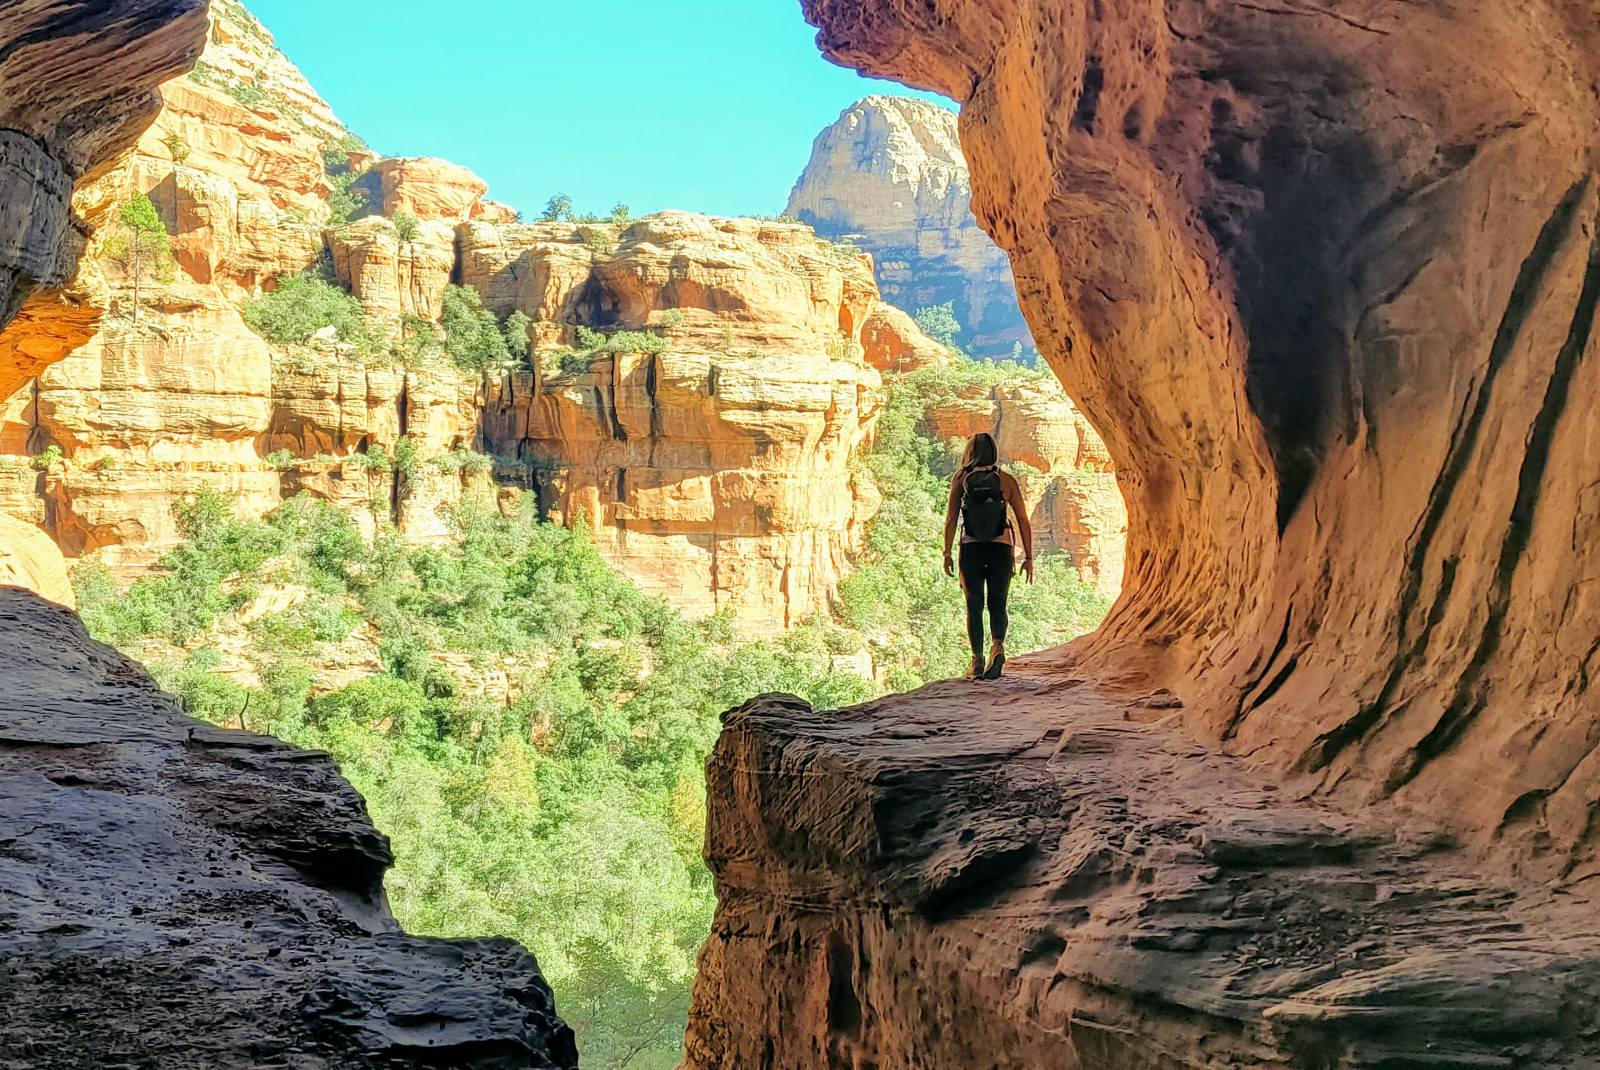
789, 94, 1038, 361
682, 0, 1600, 1066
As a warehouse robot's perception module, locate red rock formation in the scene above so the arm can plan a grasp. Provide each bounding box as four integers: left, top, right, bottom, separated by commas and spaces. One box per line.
0, 0, 208, 386
474, 213, 886, 632
800, 0, 1600, 867
857, 301, 950, 372
371, 156, 491, 222
684, 0, 1600, 1065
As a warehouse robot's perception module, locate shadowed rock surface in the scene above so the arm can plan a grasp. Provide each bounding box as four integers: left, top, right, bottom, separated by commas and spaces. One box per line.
683, 0, 1600, 1064
685, 675, 1600, 1068
0, 587, 578, 1068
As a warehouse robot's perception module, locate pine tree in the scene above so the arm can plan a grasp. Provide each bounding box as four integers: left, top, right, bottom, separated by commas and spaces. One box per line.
104, 194, 172, 322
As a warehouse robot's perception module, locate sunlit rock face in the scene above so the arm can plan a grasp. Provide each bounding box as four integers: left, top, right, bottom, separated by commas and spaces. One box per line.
473, 213, 887, 633
0, 0, 209, 384
0, 0, 207, 600
788, 95, 1036, 360
0, 588, 577, 1068
0, 0, 485, 564
684, 0, 1600, 1065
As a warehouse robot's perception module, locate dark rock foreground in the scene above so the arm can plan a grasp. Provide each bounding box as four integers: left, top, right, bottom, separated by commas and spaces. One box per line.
0, 587, 577, 1069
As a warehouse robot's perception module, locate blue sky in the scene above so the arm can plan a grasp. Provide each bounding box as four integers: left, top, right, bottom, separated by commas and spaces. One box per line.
246, 0, 955, 219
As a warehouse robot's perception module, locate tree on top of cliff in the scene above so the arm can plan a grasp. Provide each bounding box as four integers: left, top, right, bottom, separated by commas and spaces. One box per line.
103, 195, 173, 322
541, 194, 576, 223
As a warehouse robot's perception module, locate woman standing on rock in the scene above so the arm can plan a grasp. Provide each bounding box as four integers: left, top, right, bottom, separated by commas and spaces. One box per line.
943, 431, 1034, 679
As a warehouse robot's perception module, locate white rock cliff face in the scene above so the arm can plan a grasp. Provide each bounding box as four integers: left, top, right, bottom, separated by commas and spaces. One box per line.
787, 96, 1035, 360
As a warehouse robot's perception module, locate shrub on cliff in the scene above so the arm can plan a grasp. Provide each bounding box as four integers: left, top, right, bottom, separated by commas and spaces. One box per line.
103, 194, 173, 322
440, 284, 531, 372
244, 271, 376, 353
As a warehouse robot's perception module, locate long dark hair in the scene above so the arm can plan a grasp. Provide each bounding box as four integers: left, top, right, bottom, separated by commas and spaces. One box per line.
961, 431, 998, 471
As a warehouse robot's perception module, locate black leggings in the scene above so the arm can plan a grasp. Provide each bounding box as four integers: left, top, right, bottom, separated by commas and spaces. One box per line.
959, 542, 1013, 658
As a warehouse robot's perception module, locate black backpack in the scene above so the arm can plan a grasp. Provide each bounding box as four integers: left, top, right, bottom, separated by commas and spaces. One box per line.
962, 467, 1008, 541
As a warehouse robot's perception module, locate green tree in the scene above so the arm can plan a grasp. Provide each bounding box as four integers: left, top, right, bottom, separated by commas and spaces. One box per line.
610, 202, 631, 225
104, 194, 172, 322
243, 270, 375, 352
912, 301, 963, 354
541, 193, 575, 223
392, 211, 421, 242
440, 284, 518, 371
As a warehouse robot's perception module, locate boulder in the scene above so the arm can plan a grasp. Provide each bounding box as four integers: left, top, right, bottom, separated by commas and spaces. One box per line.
0, 587, 576, 1067
0, 514, 74, 607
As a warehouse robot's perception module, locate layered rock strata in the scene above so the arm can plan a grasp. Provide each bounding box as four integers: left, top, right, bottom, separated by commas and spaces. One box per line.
685, 680, 1600, 1069
0, 0, 487, 565
685, 0, 1600, 1062
473, 213, 887, 631
0, 587, 576, 1068
0, 0, 208, 386
789, 96, 1036, 360
799, 0, 1600, 890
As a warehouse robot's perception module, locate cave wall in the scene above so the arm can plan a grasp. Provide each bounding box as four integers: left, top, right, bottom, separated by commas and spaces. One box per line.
799, 0, 1600, 871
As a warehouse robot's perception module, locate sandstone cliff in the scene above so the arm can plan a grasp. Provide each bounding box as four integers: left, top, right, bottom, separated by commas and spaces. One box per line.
472, 213, 887, 632
683, 0, 1600, 1064
0, 2, 577, 1064
0, 0, 488, 568
788, 95, 1036, 360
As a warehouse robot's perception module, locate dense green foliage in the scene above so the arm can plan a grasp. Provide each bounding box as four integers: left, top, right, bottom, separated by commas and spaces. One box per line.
439, 284, 532, 371
75, 344, 1105, 1066
242, 273, 530, 374
243, 270, 376, 352
912, 301, 964, 355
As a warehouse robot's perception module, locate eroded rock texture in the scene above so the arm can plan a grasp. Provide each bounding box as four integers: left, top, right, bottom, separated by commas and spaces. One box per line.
0, 0, 488, 565
685, 0, 1600, 1063
685, 683, 1600, 1069
801, 0, 1600, 869
0, 587, 576, 1067
0, 0, 207, 380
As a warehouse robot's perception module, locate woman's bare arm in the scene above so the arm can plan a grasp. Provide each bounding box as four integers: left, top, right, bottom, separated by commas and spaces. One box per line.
943, 472, 963, 576
1002, 472, 1035, 582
